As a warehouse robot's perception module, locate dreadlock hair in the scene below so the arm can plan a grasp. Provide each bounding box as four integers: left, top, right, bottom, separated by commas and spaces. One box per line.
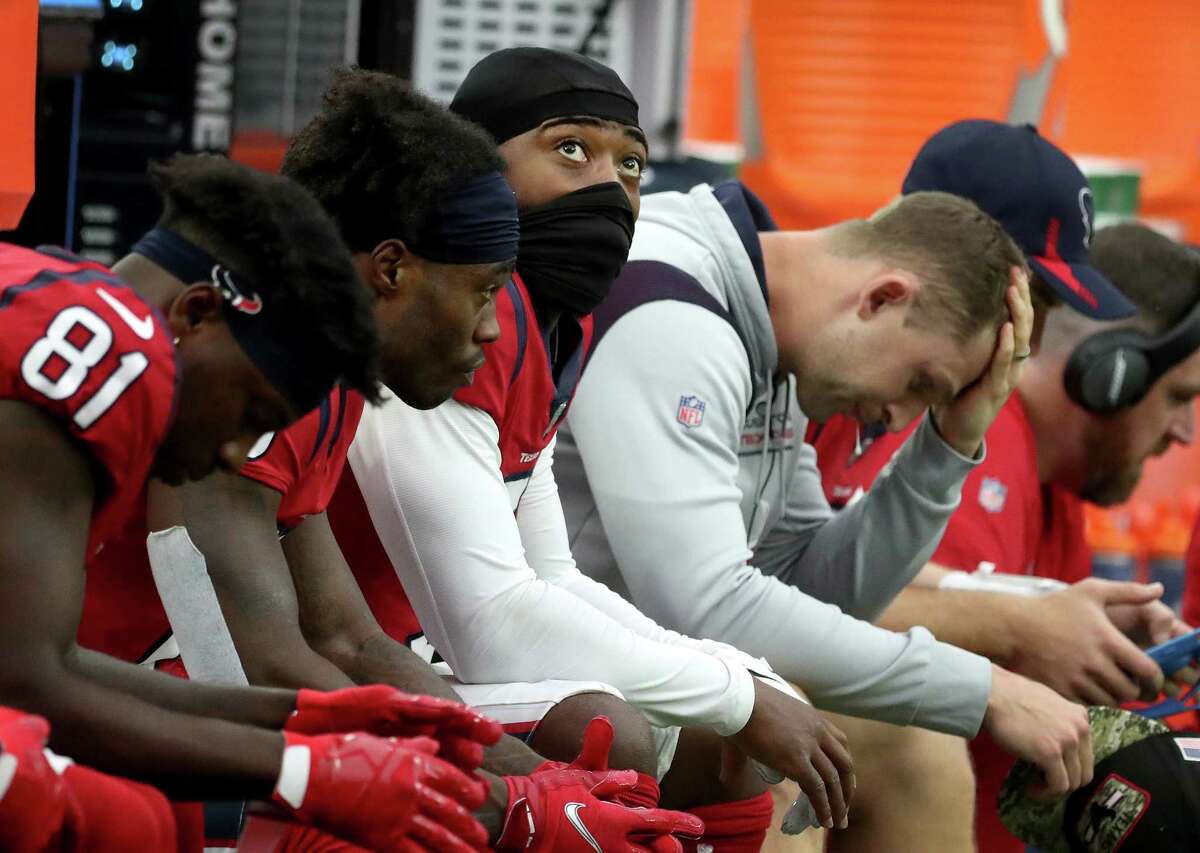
149, 153, 382, 403
280, 67, 506, 254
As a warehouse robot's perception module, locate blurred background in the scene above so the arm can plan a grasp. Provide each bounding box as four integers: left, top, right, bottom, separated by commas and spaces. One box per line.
3, 0, 1199, 599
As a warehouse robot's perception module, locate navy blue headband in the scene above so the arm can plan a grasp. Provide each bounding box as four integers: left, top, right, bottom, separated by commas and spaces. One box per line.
405, 171, 519, 265
130, 227, 340, 415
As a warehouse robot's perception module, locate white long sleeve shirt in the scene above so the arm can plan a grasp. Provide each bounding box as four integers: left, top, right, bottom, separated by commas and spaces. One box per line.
347, 390, 760, 735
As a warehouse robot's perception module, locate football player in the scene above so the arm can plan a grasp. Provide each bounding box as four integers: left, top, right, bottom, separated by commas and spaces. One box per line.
0, 154, 494, 852
328, 48, 856, 853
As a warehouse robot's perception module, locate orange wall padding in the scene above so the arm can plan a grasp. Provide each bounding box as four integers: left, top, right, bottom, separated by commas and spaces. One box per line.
0, 0, 39, 229
735, 0, 1200, 240
725, 0, 1200, 510
739, 0, 1026, 228
681, 0, 748, 156
1045, 2, 1200, 241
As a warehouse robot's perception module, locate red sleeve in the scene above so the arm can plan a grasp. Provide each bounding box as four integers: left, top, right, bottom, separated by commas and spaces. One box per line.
0, 255, 176, 508
1183, 514, 1200, 626
239, 389, 365, 530
239, 428, 302, 496
238, 400, 326, 496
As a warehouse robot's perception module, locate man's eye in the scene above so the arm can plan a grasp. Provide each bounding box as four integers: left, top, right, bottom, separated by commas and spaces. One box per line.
621, 157, 643, 178
556, 140, 587, 162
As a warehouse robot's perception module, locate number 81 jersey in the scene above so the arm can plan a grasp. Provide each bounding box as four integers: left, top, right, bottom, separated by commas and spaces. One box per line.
0, 244, 177, 552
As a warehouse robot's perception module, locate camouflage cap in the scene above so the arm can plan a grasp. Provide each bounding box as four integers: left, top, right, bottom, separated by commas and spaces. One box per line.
997, 706, 1168, 852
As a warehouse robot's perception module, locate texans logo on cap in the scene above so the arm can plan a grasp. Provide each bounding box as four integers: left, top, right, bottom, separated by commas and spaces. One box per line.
1079, 187, 1094, 248
902, 120, 1136, 320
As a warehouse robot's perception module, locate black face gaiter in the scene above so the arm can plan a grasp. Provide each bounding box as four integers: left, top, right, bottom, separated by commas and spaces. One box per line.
516, 182, 635, 317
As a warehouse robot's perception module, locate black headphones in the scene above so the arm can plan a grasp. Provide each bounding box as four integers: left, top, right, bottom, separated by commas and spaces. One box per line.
1064, 297, 1200, 414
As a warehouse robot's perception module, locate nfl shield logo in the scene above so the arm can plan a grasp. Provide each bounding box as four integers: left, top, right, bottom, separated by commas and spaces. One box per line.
677, 395, 706, 428
978, 477, 1008, 513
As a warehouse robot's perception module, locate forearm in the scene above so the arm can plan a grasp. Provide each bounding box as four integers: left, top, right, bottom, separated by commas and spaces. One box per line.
479, 772, 509, 842
611, 530, 992, 735
436, 577, 754, 734
3, 649, 283, 799
516, 444, 707, 653
311, 629, 529, 838
238, 634, 358, 692
351, 402, 756, 735
875, 586, 1024, 663
757, 417, 977, 620
318, 629, 544, 776
71, 646, 298, 728
548, 569, 707, 650
0, 419, 285, 799
910, 563, 954, 588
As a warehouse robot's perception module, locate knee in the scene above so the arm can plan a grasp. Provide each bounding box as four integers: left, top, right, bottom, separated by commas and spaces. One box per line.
839, 715, 973, 801
883, 725, 972, 791
531, 691, 658, 777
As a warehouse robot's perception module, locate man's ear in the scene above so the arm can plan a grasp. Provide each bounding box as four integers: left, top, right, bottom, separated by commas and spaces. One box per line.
168, 283, 223, 339
857, 273, 917, 320
365, 239, 414, 300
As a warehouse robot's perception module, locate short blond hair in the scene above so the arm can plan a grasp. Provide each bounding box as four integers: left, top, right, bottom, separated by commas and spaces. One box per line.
832, 191, 1027, 342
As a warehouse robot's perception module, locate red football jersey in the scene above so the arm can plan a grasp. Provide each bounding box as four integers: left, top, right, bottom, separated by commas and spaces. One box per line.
329, 274, 593, 654
77, 386, 363, 665
812, 397, 1090, 583
454, 273, 593, 496
0, 244, 177, 554
811, 395, 1091, 853
239, 386, 365, 533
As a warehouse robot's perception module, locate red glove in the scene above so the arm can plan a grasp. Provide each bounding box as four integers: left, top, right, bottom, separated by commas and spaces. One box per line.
533, 716, 661, 809
272, 730, 489, 853
0, 708, 68, 853
498, 768, 704, 853
286, 686, 502, 772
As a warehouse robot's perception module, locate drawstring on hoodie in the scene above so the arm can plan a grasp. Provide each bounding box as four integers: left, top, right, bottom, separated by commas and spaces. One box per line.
747, 374, 789, 542
777, 377, 791, 525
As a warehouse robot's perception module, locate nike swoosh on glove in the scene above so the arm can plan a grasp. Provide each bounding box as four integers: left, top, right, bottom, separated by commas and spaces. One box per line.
532, 716, 661, 809
0, 707, 67, 853
285, 686, 503, 772
499, 716, 703, 853
273, 731, 489, 852
498, 769, 704, 853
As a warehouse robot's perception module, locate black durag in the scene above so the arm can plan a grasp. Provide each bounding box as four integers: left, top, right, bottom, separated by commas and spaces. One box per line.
451, 47, 641, 315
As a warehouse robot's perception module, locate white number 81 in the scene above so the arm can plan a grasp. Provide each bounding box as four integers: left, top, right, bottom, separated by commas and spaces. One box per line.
21, 306, 149, 430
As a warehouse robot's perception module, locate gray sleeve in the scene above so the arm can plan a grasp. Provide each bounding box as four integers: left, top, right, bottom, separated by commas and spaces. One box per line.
568, 303, 993, 737
753, 415, 982, 621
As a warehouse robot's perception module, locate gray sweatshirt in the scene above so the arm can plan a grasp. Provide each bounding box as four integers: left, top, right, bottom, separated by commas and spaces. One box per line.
557, 181, 994, 736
